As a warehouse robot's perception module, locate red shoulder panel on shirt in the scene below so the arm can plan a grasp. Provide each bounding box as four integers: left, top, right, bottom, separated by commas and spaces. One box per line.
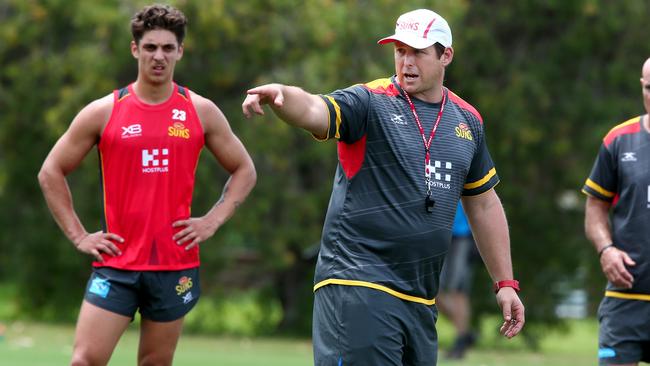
603, 117, 641, 148
448, 90, 483, 124
338, 135, 367, 179
362, 78, 400, 97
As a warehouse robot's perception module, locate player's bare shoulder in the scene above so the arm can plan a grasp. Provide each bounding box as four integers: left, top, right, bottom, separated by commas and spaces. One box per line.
188, 90, 229, 134
72, 93, 115, 135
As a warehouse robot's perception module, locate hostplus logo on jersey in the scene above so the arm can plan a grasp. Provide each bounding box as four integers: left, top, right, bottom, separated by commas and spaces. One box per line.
426, 160, 452, 190
142, 148, 169, 173
121, 123, 142, 139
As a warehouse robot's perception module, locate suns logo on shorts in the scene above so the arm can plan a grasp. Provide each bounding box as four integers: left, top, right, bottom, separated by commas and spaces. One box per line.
455, 122, 473, 141
175, 276, 193, 295
168, 122, 190, 139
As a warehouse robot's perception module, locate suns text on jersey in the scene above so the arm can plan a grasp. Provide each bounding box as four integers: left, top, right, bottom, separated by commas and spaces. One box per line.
168, 122, 190, 139
455, 123, 473, 141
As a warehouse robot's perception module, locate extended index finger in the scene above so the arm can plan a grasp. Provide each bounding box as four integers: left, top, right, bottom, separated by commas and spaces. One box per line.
247, 85, 283, 106
244, 97, 266, 118
242, 93, 262, 117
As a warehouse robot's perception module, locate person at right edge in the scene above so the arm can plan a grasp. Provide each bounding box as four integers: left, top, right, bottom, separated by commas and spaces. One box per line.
243, 8, 524, 366
583, 57, 650, 366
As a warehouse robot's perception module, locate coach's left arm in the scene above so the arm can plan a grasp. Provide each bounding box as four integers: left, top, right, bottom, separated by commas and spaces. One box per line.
461, 190, 525, 339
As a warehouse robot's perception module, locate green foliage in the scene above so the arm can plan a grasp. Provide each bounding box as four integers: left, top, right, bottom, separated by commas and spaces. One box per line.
184, 290, 282, 336
0, 0, 137, 318
453, 1, 650, 337
3, 0, 650, 337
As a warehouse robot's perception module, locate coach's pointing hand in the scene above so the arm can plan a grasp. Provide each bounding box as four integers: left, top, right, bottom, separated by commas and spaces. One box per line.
242, 84, 285, 118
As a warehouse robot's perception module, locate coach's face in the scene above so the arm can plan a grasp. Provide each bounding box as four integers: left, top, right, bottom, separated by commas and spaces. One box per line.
131, 29, 184, 86
393, 42, 453, 103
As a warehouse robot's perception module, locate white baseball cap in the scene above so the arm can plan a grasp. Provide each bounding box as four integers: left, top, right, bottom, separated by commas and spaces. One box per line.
378, 9, 452, 49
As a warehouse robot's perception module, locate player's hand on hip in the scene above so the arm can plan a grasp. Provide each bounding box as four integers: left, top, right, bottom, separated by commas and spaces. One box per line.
601, 247, 636, 289
172, 217, 217, 250
242, 84, 284, 118
75, 231, 124, 262
496, 287, 525, 339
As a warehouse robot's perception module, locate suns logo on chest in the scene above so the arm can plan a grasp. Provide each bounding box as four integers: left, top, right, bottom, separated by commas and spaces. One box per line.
168, 122, 190, 139
455, 122, 473, 141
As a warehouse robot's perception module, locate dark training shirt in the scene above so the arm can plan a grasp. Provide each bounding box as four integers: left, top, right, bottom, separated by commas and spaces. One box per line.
313, 76, 499, 304
583, 116, 650, 298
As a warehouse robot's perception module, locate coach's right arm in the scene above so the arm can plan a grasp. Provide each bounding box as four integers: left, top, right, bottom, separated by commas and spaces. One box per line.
462, 191, 525, 339
242, 83, 329, 139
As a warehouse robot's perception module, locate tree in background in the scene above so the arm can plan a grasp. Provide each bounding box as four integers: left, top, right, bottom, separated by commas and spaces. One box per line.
2, 0, 649, 338
453, 0, 650, 345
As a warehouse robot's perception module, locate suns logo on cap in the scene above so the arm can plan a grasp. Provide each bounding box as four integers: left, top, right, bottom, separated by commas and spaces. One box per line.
168, 122, 190, 139
397, 20, 420, 31
455, 122, 473, 141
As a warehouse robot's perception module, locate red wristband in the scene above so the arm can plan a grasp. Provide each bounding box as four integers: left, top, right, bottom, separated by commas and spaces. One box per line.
493, 280, 520, 293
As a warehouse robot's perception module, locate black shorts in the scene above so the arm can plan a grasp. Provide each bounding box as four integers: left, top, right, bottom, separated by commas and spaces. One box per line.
598, 296, 650, 365
313, 284, 438, 366
84, 267, 200, 322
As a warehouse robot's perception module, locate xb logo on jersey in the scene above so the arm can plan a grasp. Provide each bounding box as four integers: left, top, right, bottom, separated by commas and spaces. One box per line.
141, 148, 169, 173
455, 123, 473, 141
121, 123, 142, 139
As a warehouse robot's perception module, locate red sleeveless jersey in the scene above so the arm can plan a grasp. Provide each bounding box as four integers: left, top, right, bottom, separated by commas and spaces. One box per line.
96, 83, 205, 270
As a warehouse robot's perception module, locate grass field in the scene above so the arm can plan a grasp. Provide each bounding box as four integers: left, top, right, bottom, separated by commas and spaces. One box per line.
0, 317, 598, 365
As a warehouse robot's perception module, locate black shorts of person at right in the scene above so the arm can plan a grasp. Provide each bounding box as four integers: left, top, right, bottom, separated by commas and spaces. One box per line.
598, 296, 650, 365
313, 284, 438, 366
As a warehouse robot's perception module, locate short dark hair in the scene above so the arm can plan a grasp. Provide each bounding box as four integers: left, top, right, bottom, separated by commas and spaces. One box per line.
434, 43, 445, 59
131, 4, 187, 45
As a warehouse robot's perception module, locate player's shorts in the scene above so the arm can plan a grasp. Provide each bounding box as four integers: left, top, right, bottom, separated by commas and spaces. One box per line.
84, 266, 200, 322
439, 236, 476, 293
598, 295, 650, 365
313, 284, 438, 366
